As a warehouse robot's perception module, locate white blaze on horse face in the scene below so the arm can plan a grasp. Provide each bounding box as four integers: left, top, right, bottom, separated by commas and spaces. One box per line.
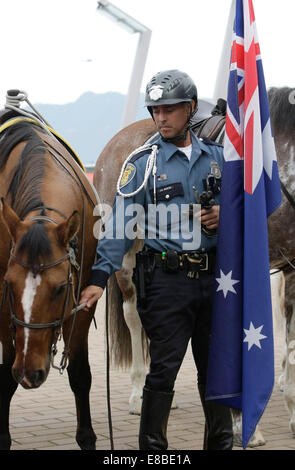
21, 272, 42, 357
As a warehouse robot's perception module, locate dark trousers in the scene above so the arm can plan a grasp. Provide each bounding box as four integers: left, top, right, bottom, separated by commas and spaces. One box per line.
138, 267, 214, 391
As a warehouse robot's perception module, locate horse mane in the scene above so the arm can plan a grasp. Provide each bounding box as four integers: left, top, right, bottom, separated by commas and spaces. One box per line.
268, 87, 295, 139
0, 121, 47, 218
17, 222, 52, 265
0, 121, 52, 262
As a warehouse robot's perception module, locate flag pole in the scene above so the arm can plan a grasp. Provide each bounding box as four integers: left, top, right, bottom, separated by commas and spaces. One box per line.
213, 0, 236, 102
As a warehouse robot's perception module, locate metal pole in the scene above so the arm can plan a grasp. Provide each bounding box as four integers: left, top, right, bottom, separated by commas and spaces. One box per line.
120, 29, 152, 128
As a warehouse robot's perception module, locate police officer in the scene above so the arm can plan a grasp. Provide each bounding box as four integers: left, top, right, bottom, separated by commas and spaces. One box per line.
80, 70, 233, 450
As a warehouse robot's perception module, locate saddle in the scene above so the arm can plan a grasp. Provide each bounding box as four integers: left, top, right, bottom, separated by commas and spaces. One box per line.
191, 98, 226, 143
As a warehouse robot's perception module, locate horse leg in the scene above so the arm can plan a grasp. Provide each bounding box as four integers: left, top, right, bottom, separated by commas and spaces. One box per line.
64, 316, 96, 450
271, 271, 286, 391
123, 298, 147, 415
0, 343, 18, 450
115, 249, 148, 416
231, 408, 265, 447
283, 301, 295, 435
278, 345, 287, 392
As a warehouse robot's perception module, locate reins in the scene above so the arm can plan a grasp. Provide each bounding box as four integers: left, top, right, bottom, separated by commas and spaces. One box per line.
105, 282, 114, 450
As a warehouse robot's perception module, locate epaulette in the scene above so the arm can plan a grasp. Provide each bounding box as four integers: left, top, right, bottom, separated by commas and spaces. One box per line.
129, 145, 154, 164
199, 137, 224, 147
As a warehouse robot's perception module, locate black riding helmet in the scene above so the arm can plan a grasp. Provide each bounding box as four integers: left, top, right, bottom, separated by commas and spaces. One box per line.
144, 69, 198, 141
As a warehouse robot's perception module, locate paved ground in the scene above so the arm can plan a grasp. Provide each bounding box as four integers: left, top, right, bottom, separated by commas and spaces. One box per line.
8, 292, 295, 452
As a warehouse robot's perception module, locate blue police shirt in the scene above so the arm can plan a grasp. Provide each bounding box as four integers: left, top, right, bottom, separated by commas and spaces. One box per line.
89, 131, 224, 288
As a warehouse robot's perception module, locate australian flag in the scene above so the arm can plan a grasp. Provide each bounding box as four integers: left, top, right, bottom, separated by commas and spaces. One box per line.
206, 0, 282, 448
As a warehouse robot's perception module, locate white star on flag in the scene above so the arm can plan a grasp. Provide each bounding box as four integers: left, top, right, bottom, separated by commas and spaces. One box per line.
216, 269, 239, 298
243, 322, 267, 351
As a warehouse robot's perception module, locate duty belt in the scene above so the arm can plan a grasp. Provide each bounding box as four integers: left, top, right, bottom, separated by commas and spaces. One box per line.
147, 248, 216, 278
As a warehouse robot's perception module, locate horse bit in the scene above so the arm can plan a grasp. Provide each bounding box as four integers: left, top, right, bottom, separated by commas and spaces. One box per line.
2, 207, 85, 374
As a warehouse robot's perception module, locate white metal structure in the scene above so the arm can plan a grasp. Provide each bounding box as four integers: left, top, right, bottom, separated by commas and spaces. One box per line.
97, 1, 151, 128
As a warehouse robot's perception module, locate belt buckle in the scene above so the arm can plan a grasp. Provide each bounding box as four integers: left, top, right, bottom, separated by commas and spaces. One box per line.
185, 252, 208, 277
186, 253, 208, 270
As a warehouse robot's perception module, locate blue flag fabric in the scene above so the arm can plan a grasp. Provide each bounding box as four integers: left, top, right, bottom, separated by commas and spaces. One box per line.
206, 0, 282, 448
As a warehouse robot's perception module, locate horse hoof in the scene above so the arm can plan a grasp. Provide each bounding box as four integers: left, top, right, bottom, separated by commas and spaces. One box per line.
289, 420, 295, 436
128, 402, 141, 415
247, 437, 266, 447
171, 399, 178, 410
233, 432, 266, 448
76, 429, 97, 450
129, 396, 142, 415
0, 434, 12, 450
80, 444, 96, 450
129, 409, 141, 416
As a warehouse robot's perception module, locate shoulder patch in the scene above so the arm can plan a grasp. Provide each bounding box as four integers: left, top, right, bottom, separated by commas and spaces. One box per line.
200, 137, 224, 147
119, 163, 136, 188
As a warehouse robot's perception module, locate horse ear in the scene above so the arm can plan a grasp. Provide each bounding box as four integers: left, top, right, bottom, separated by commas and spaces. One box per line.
0, 198, 22, 242
57, 210, 80, 246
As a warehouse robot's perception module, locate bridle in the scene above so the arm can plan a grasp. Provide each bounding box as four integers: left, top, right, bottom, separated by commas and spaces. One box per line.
3, 208, 85, 374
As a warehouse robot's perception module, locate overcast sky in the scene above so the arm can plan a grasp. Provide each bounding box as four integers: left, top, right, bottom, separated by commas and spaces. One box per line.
0, 0, 293, 105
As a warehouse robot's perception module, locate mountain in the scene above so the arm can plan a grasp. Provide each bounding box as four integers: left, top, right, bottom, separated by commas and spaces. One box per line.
35, 92, 149, 166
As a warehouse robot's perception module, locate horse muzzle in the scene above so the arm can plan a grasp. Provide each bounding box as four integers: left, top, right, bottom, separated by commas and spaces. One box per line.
12, 367, 47, 389
12, 357, 50, 389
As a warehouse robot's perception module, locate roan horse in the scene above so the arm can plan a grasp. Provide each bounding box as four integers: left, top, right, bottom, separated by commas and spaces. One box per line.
0, 104, 98, 450
93, 87, 295, 446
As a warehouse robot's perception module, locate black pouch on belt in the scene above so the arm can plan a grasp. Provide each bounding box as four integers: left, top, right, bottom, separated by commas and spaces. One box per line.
132, 251, 155, 307
162, 250, 180, 272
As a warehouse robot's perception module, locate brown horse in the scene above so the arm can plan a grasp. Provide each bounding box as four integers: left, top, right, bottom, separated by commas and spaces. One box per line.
93, 87, 295, 443
0, 112, 98, 450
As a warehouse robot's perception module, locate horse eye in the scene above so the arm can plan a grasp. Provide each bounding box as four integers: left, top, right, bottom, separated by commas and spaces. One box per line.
54, 284, 67, 298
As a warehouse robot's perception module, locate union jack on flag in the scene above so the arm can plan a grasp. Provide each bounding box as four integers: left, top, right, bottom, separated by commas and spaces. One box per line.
206, 0, 281, 449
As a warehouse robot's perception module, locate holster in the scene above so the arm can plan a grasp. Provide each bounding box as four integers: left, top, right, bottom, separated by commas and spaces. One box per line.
132, 250, 155, 307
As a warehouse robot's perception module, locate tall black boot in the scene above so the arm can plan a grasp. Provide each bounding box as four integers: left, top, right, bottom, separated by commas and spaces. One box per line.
198, 383, 233, 450
139, 387, 174, 450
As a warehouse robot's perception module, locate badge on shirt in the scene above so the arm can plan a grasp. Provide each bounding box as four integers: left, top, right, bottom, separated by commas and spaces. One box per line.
119, 163, 136, 188
210, 161, 221, 179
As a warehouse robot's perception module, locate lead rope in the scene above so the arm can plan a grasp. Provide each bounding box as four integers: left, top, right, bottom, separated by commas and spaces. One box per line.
105, 281, 114, 450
